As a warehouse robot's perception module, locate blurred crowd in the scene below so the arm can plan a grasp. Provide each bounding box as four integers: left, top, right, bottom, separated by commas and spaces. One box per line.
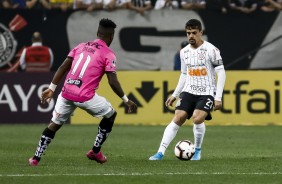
1, 0, 281, 14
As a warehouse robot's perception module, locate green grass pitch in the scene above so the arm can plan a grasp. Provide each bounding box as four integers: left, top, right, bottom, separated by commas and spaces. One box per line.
0, 124, 282, 184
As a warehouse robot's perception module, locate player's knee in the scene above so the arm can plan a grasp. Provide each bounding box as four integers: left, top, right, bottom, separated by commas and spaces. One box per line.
173, 116, 186, 126
104, 108, 117, 119
192, 115, 204, 124
48, 122, 61, 132
100, 111, 116, 132
108, 111, 117, 122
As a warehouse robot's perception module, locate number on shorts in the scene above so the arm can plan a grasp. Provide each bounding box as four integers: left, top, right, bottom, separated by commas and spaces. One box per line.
206, 98, 213, 109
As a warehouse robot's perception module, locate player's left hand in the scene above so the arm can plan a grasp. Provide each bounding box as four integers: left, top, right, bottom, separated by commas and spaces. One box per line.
41, 88, 54, 104
214, 100, 222, 111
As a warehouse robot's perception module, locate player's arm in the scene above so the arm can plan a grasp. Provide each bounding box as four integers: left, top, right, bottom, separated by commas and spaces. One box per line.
166, 51, 187, 107
212, 59, 226, 111
41, 57, 73, 104
106, 72, 137, 113
165, 72, 186, 107
51, 57, 73, 85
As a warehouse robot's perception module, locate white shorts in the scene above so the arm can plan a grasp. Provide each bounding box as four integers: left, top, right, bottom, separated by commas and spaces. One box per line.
51, 92, 115, 125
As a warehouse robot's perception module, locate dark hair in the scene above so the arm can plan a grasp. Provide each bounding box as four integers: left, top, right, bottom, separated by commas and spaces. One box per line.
97, 18, 117, 46
185, 19, 202, 31
99, 18, 117, 29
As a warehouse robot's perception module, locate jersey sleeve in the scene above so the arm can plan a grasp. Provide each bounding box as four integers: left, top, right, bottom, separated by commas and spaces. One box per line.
180, 49, 187, 74
104, 51, 117, 72
68, 44, 82, 58
209, 45, 222, 64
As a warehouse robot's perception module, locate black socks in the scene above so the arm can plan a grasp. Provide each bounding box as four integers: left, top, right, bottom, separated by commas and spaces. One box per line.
33, 128, 55, 161
93, 112, 117, 153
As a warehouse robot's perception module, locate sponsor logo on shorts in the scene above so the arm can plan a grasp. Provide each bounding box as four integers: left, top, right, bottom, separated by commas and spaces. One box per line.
175, 98, 182, 107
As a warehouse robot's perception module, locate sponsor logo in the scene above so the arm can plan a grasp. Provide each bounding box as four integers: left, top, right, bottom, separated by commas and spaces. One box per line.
189, 85, 206, 92
175, 98, 182, 107
66, 78, 82, 88
112, 60, 116, 67
188, 67, 207, 76
187, 63, 205, 67
85, 41, 103, 49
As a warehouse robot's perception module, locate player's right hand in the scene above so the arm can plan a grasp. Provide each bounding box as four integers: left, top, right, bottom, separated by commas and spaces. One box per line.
41, 88, 54, 104
165, 96, 176, 107
214, 100, 222, 111
125, 100, 137, 113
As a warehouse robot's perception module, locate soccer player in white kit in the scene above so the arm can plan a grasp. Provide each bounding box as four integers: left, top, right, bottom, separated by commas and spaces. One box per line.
28, 18, 137, 166
149, 19, 226, 161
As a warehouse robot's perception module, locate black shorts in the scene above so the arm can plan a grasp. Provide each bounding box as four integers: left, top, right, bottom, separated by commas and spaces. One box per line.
175, 92, 214, 120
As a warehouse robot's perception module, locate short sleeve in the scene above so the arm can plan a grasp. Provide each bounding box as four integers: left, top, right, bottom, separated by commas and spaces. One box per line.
68, 44, 81, 58
210, 46, 222, 62
104, 53, 117, 72
180, 50, 187, 74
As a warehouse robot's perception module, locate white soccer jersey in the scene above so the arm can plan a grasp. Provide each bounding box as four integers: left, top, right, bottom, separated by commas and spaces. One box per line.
180, 41, 222, 96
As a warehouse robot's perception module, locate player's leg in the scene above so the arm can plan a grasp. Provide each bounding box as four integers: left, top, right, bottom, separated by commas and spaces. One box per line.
93, 111, 116, 153
149, 110, 188, 160
191, 95, 214, 161
86, 110, 116, 164
79, 94, 116, 164
28, 94, 75, 166
28, 122, 61, 166
191, 110, 207, 161
149, 92, 192, 160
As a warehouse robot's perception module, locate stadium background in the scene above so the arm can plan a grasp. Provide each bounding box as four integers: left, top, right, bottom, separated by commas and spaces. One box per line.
0, 9, 282, 125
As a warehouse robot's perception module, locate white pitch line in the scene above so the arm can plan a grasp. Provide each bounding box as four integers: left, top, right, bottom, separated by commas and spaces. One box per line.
1, 172, 282, 177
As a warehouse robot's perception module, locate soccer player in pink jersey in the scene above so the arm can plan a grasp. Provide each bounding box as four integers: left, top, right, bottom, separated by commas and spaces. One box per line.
149, 19, 226, 161
28, 18, 137, 166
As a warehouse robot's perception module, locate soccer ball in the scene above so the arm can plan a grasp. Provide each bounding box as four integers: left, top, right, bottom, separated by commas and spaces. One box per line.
174, 140, 195, 160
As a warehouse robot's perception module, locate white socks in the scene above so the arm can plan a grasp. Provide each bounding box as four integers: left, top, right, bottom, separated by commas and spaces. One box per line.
157, 121, 180, 154
156, 121, 205, 155
193, 122, 206, 149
